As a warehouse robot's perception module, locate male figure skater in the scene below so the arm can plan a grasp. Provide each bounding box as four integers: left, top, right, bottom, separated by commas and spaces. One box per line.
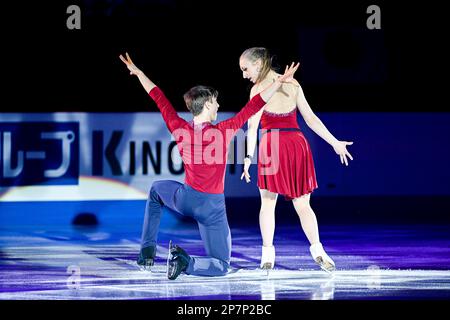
120, 53, 299, 279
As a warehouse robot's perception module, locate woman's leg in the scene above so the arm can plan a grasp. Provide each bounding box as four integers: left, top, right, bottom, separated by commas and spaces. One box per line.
259, 189, 278, 269
292, 193, 335, 272
259, 189, 278, 246
292, 193, 320, 245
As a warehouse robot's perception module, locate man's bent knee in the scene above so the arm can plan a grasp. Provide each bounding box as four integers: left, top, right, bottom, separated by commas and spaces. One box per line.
149, 186, 162, 203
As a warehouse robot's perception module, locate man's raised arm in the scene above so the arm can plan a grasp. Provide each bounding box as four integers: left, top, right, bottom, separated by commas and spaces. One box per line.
119, 52, 186, 132
218, 62, 300, 131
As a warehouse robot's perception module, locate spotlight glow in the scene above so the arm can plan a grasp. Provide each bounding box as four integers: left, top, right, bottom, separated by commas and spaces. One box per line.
0, 176, 147, 201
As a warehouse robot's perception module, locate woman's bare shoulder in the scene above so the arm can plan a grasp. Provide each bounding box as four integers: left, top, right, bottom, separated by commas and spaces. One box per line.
251, 79, 270, 96
272, 72, 300, 88
250, 84, 261, 97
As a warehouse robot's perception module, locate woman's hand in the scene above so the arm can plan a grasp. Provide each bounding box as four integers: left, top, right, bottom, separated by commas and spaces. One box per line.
332, 141, 354, 166
240, 157, 252, 183
277, 62, 300, 83
119, 52, 142, 76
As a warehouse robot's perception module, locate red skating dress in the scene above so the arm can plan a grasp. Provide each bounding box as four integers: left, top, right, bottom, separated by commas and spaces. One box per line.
257, 108, 318, 200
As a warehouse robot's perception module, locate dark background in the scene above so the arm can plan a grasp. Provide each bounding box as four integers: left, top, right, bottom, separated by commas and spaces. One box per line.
3, 0, 447, 113
1, 1, 449, 226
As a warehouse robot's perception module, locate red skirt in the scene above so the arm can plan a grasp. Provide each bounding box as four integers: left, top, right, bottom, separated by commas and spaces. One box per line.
257, 131, 318, 200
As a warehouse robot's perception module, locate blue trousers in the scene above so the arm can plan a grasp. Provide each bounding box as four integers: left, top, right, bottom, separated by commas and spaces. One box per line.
140, 180, 231, 276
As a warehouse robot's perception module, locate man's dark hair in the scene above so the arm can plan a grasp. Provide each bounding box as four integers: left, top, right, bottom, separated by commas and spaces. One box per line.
183, 85, 219, 116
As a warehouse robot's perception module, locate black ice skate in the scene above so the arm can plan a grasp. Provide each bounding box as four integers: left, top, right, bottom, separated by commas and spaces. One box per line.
137, 246, 156, 271
167, 240, 190, 280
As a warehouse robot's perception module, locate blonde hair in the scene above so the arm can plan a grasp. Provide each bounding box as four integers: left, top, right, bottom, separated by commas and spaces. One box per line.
240, 47, 273, 83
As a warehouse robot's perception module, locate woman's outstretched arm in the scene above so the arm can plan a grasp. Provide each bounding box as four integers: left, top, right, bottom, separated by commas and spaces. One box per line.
240, 85, 264, 183
296, 85, 354, 166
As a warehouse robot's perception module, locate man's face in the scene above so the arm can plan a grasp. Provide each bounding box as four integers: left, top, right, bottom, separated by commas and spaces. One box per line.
239, 57, 260, 83
207, 97, 220, 121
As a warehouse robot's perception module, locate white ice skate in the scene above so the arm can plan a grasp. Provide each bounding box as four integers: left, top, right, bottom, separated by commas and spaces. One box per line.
260, 245, 275, 275
310, 242, 335, 273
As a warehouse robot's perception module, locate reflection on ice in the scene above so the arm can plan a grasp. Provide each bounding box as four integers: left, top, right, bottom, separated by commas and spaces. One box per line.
1, 224, 450, 299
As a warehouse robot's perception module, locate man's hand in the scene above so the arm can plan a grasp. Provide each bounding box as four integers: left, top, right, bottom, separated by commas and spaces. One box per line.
260, 62, 300, 102
277, 62, 300, 83
119, 52, 156, 93
119, 52, 142, 76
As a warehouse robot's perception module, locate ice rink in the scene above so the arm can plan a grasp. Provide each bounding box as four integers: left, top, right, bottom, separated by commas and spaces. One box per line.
1, 223, 449, 300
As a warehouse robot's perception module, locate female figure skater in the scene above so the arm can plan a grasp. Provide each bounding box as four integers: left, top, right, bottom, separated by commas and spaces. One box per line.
239, 47, 353, 272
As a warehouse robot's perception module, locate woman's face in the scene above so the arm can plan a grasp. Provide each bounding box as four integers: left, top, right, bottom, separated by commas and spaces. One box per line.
239, 57, 260, 83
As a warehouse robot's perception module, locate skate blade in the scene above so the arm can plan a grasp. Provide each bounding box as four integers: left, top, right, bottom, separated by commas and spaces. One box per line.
261, 262, 274, 276
315, 257, 336, 273
261, 262, 273, 270
137, 264, 152, 272
166, 240, 173, 278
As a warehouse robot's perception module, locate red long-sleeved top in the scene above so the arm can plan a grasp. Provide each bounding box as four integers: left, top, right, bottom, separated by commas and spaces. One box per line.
149, 86, 266, 194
